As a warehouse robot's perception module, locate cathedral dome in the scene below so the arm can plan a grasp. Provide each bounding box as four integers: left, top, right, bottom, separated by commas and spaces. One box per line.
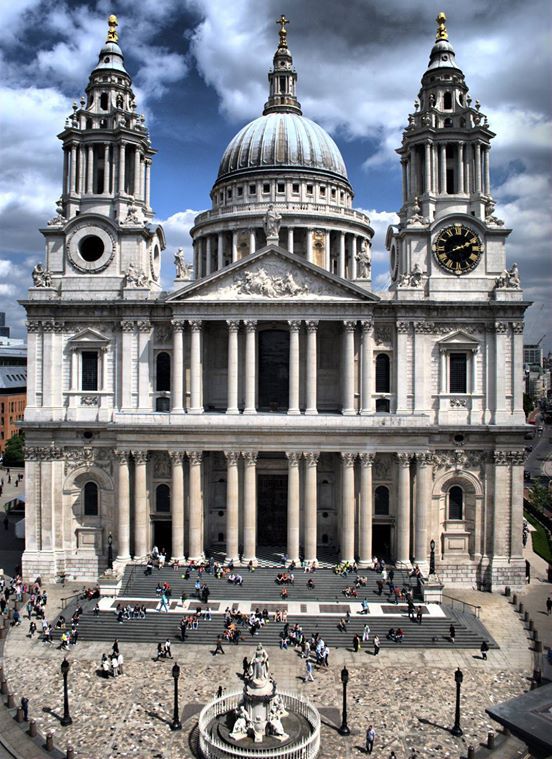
217, 112, 348, 181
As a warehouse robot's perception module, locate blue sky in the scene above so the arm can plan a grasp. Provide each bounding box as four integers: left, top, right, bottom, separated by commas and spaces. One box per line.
1, 0, 550, 348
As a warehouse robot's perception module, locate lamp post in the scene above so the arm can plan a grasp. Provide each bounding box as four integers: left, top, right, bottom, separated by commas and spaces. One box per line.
107, 532, 113, 570
171, 662, 182, 731
60, 657, 72, 726
429, 539, 436, 576
451, 667, 463, 737
338, 666, 350, 736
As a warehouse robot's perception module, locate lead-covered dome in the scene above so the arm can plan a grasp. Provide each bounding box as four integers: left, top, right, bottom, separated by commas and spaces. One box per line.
218, 112, 348, 181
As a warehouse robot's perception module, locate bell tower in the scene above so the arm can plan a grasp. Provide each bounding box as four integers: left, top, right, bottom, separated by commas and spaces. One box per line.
386, 13, 517, 301
35, 15, 165, 300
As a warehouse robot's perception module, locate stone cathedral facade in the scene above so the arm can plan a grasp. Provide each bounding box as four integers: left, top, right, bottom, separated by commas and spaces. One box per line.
21, 14, 528, 588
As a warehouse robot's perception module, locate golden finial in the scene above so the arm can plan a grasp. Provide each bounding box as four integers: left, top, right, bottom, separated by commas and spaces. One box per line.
106, 14, 119, 43
276, 15, 289, 48
435, 11, 448, 41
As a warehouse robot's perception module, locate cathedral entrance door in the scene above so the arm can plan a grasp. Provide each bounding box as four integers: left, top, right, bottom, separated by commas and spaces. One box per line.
258, 329, 289, 411
372, 524, 392, 561
257, 474, 287, 546
152, 520, 172, 559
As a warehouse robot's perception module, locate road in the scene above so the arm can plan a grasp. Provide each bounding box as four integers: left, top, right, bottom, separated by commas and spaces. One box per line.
524, 420, 552, 482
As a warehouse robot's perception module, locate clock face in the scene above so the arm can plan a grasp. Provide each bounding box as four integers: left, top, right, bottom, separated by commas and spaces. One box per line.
432, 224, 483, 275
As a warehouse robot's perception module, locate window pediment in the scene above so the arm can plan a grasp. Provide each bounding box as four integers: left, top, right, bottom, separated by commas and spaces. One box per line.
67, 328, 110, 352
437, 330, 480, 353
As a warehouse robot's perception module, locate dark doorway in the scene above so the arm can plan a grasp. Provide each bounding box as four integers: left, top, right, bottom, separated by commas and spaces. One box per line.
258, 330, 289, 411
372, 524, 392, 561
257, 474, 287, 545
153, 520, 172, 559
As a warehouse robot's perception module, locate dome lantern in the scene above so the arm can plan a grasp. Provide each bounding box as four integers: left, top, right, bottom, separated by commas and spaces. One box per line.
263, 15, 302, 116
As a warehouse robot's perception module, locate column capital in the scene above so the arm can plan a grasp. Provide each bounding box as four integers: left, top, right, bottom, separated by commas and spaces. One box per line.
397, 451, 412, 467
341, 452, 357, 467
226, 320, 240, 332
360, 319, 374, 335
171, 319, 186, 332
120, 320, 135, 332
113, 449, 131, 463
397, 321, 410, 334
244, 320, 257, 333
306, 320, 319, 332
187, 450, 203, 465
132, 450, 149, 464
224, 450, 241, 466
303, 451, 320, 466
136, 320, 152, 333
512, 322, 524, 335
242, 451, 258, 466
415, 451, 434, 467
343, 320, 356, 332
168, 450, 185, 464
359, 452, 375, 468
288, 320, 301, 332
286, 451, 301, 467
188, 319, 203, 333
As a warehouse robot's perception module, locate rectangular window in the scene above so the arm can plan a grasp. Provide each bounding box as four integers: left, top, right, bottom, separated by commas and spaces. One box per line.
320, 186, 326, 196
277, 182, 285, 193
449, 353, 467, 393
292, 183, 300, 194
237, 186, 243, 196
306, 184, 313, 194
331, 187, 336, 198
227, 189, 232, 199
262, 183, 270, 194
81, 351, 98, 391
249, 184, 256, 194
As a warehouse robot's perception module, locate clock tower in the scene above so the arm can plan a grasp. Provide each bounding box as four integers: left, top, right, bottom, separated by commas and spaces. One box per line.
387, 12, 516, 302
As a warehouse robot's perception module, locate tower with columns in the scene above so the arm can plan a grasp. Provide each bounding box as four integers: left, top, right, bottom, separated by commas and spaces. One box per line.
21, 14, 528, 590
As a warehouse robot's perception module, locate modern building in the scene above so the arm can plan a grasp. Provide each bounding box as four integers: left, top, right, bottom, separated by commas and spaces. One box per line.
21, 14, 528, 587
0, 325, 27, 453
0, 313, 10, 339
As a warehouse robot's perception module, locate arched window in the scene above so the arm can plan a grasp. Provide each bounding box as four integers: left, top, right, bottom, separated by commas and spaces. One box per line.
448, 486, 463, 520
100, 92, 109, 110
374, 485, 390, 515
443, 91, 452, 110
156, 352, 171, 392
156, 484, 170, 513
83, 482, 99, 516
375, 354, 390, 393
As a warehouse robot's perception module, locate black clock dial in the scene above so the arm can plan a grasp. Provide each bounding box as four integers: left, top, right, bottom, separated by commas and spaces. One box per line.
432, 224, 482, 275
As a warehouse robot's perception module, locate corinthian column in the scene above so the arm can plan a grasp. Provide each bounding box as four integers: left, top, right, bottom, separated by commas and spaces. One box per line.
189, 320, 203, 414
114, 450, 131, 560
303, 451, 319, 563
242, 451, 258, 563
187, 450, 204, 560
414, 452, 433, 568
244, 320, 257, 415
305, 321, 318, 415
341, 453, 356, 562
286, 452, 301, 563
358, 453, 375, 565
396, 452, 411, 563
171, 320, 185, 412
360, 320, 373, 414
132, 450, 149, 558
169, 451, 185, 560
226, 320, 240, 414
342, 321, 356, 415
288, 321, 301, 415
225, 451, 240, 562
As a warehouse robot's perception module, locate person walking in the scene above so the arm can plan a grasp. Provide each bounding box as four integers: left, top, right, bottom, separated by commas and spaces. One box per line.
159, 593, 169, 613
164, 638, 173, 658
362, 624, 370, 642
449, 624, 456, 644
214, 635, 225, 655
480, 640, 489, 660
242, 656, 249, 678
20, 697, 29, 721
373, 635, 380, 656
366, 724, 376, 754
416, 605, 423, 625
353, 633, 361, 652
546, 596, 552, 616
117, 651, 124, 675
305, 658, 314, 682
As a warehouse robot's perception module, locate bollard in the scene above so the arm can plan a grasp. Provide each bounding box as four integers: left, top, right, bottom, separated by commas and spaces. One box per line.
535, 640, 543, 653
28, 719, 37, 737
467, 746, 475, 759
518, 602, 524, 615
66, 745, 74, 759
15, 706, 24, 723
6, 692, 15, 708
524, 610, 529, 623
504, 585, 511, 597
533, 668, 542, 685
487, 730, 495, 749
533, 629, 539, 642
0, 678, 7, 695
0, 665, 3, 681
0, 627, 7, 640
7, 608, 12, 620
45, 732, 54, 752
528, 619, 534, 632
512, 593, 518, 605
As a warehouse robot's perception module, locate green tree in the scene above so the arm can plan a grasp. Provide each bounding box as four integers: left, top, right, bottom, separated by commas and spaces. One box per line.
2, 433, 24, 467
523, 393, 534, 416
529, 481, 552, 514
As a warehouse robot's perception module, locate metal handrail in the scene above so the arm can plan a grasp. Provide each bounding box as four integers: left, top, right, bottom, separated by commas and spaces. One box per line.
442, 593, 481, 618
60, 590, 82, 610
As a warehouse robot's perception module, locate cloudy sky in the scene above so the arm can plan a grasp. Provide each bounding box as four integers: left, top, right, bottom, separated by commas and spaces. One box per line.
1, 0, 550, 348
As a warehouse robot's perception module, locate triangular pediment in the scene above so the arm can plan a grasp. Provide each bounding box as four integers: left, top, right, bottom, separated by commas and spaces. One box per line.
166, 245, 379, 303
437, 330, 480, 349
67, 328, 110, 347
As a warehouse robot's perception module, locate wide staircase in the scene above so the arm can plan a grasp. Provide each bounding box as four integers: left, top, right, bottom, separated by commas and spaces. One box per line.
66, 566, 496, 651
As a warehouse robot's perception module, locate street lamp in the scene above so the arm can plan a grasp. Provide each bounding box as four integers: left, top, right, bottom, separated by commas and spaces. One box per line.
429, 539, 436, 576
171, 662, 182, 731
451, 667, 463, 737
60, 657, 72, 726
338, 666, 350, 736
107, 532, 113, 570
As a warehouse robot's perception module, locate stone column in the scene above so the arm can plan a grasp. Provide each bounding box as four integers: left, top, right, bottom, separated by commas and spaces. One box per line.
287, 227, 294, 254
457, 142, 465, 193
205, 236, 212, 276
338, 232, 346, 278
401, 158, 408, 204
324, 230, 331, 270
303, 452, 319, 563
484, 146, 491, 195
103, 144, 110, 194
360, 320, 373, 414
512, 323, 524, 417
494, 321, 507, 423
396, 452, 411, 563
62, 147, 69, 195
86, 144, 94, 193
464, 144, 471, 194
189, 320, 203, 414
137, 320, 152, 410
351, 235, 358, 280
114, 450, 131, 559
288, 321, 301, 415
396, 322, 409, 414
170, 451, 185, 560
225, 451, 240, 562
358, 453, 375, 565
414, 452, 432, 567
341, 453, 356, 563
432, 144, 439, 193
133, 450, 149, 558
249, 228, 256, 256
120, 321, 134, 409
342, 321, 356, 415
306, 229, 313, 264
439, 143, 447, 194
70, 144, 77, 193
226, 320, 240, 414
171, 320, 185, 412
424, 141, 432, 193
244, 320, 257, 415
119, 143, 126, 193
232, 231, 238, 263
145, 160, 151, 207
187, 450, 203, 560
133, 148, 141, 197
305, 321, 318, 415
242, 451, 258, 563
217, 232, 224, 270
286, 452, 301, 563
474, 142, 482, 193
510, 450, 525, 558
409, 148, 416, 197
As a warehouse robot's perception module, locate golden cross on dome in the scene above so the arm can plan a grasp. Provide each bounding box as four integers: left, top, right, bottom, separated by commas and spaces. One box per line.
107, 14, 119, 43
435, 11, 448, 41
276, 15, 289, 48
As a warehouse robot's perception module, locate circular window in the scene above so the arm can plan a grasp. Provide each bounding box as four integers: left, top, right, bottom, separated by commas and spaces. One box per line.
104, 57, 110, 63
322, 512, 328, 519
218, 510, 224, 517
79, 235, 105, 262
454, 433, 464, 444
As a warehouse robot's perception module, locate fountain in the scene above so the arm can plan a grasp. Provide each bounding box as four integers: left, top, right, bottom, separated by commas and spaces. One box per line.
198, 643, 320, 758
